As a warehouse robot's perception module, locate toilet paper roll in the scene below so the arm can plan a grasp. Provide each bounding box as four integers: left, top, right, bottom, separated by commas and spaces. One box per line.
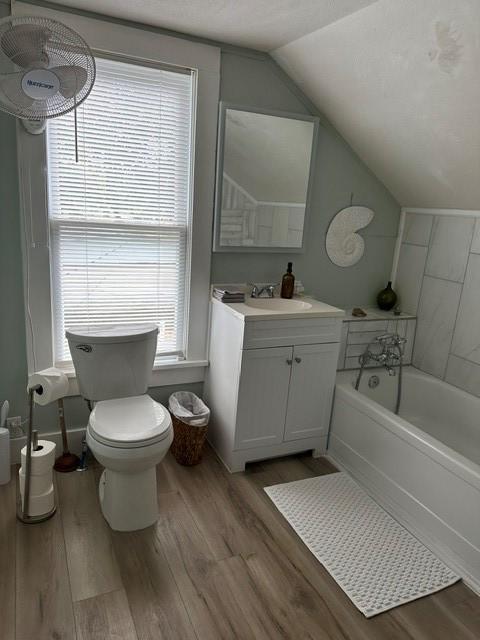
21, 485, 55, 517
28, 368, 69, 406
19, 468, 52, 496
21, 440, 56, 476
0, 427, 10, 486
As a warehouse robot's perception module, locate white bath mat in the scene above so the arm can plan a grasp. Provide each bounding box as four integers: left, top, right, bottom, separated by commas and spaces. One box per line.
265, 472, 459, 617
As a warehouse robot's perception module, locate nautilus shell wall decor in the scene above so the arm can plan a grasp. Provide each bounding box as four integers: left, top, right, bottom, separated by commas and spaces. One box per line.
325, 206, 375, 267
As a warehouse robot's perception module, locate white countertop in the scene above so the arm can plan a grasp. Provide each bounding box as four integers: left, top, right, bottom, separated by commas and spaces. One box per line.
343, 308, 416, 322
213, 295, 345, 322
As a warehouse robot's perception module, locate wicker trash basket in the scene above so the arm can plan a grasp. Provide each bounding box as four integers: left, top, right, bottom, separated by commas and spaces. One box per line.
168, 392, 210, 466
170, 414, 208, 466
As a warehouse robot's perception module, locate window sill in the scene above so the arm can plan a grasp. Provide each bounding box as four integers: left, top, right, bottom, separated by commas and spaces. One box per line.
63, 359, 208, 397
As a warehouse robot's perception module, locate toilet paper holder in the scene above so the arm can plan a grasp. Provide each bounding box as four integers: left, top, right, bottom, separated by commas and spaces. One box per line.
17, 384, 57, 524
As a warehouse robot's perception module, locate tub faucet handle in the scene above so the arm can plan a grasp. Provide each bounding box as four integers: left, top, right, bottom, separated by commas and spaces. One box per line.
376, 333, 394, 342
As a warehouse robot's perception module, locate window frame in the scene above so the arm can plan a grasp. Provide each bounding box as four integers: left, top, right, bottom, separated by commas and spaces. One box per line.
47, 53, 195, 366
15, 3, 220, 391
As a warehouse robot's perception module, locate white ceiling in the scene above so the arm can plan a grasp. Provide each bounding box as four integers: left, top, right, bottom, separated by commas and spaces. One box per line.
273, 0, 480, 209
44, 0, 480, 208
42, 0, 379, 50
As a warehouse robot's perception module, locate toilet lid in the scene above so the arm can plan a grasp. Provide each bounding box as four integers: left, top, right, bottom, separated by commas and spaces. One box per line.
88, 395, 172, 448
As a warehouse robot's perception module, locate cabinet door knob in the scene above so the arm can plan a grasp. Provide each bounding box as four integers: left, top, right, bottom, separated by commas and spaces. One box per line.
286, 359, 293, 365
295, 357, 302, 363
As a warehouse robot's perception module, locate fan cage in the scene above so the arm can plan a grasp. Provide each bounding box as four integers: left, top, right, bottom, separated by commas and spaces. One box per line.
0, 15, 96, 120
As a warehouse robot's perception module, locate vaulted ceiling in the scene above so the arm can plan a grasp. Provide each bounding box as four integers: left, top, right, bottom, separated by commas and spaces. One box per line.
273, 0, 480, 209
45, 0, 480, 209
42, 0, 379, 50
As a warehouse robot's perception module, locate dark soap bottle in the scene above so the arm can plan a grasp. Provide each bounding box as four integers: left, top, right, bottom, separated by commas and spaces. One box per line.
281, 262, 295, 299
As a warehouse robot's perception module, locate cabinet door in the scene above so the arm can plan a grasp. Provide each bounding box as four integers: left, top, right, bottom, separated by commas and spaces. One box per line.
284, 343, 338, 441
235, 346, 293, 450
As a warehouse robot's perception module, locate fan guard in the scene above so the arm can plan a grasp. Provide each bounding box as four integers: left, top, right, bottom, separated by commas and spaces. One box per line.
0, 15, 95, 122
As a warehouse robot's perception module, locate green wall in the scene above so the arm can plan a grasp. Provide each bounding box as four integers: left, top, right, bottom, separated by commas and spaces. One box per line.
0, 5, 400, 432
0, 109, 27, 421
212, 51, 399, 307
0, 2, 28, 425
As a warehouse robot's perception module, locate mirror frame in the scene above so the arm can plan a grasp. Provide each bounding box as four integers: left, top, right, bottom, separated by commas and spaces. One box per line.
213, 102, 319, 253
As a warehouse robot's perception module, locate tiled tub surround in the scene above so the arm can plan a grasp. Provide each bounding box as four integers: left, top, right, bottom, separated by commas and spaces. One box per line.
395, 211, 480, 396
337, 309, 416, 370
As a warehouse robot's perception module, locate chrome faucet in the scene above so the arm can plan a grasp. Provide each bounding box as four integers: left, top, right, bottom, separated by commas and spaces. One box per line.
359, 333, 407, 376
249, 283, 277, 298
355, 332, 408, 415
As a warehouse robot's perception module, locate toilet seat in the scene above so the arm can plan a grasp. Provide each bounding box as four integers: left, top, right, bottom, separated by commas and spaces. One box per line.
88, 395, 171, 449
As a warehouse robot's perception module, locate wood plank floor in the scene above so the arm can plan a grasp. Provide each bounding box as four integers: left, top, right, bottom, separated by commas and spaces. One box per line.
1, 445, 479, 639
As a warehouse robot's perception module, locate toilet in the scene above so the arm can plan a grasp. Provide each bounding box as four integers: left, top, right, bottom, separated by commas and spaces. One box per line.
66, 324, 173, 531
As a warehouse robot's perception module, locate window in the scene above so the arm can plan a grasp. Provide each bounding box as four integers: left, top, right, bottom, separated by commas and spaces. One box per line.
16, 6, 219, 384
46, 56, 194, 366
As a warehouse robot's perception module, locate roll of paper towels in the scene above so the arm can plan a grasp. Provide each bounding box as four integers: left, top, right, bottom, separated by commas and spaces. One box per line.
28, 367, 69, 406
21, 440, 56, 475
0, 427, 10, 485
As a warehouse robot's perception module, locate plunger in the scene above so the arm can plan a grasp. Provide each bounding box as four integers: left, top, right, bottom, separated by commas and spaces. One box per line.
54, 398, 79, 472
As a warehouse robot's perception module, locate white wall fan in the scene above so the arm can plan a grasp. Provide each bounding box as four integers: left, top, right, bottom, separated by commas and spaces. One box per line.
0, 15, 95, 155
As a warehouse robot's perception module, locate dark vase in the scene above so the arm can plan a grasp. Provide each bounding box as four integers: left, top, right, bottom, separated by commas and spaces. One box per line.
377, 281, 397, 311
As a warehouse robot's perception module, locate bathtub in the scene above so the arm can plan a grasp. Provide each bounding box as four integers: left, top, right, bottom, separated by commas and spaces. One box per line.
328, 366, 480, 593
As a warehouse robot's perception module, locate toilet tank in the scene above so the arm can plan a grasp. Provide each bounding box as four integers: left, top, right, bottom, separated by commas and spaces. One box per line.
66, 324, 158, 401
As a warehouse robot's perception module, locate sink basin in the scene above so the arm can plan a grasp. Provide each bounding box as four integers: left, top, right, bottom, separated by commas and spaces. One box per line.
246, 298, 313, 312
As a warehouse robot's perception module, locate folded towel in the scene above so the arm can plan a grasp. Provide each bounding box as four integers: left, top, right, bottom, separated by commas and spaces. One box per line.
213, 287, 245, 303
213, 294, 245, 302
213, 287, 244, 296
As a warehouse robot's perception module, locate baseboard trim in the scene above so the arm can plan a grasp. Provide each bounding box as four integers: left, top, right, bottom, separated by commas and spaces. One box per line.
10, 426, 86, 464
207, 435, 327, 473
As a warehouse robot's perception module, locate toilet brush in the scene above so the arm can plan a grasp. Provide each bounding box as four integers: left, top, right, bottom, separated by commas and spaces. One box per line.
53, 398, 79, 472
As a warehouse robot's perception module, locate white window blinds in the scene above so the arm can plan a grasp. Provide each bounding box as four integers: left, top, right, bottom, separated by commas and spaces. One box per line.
47, 56, 194, 366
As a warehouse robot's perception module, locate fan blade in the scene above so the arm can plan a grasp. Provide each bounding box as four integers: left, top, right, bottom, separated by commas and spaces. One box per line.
1, 24, 51, 68
52, 65, 88, 99
0, 72, 34, 109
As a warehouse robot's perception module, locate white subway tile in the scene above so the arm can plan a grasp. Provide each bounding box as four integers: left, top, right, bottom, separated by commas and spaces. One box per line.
425, 216, 474, 283
395, 243, 428, 314
403, 212, 433, 246
445, 355, 480, 398
413, 276, 462, 378
451, 253, 480, 365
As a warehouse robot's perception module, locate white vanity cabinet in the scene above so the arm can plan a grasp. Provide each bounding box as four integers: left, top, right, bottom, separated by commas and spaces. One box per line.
235, 346, 292, 450
204, 297, 344, 472
284, 343, 340, 441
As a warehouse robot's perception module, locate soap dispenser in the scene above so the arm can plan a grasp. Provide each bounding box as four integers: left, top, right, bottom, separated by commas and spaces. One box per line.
280, 262, 295, 299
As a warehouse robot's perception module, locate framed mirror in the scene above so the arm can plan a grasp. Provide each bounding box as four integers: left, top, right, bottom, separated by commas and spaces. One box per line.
213, 103, 319, 252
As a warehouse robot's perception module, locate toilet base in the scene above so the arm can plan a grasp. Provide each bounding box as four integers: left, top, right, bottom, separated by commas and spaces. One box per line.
99, 467, 158, 531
